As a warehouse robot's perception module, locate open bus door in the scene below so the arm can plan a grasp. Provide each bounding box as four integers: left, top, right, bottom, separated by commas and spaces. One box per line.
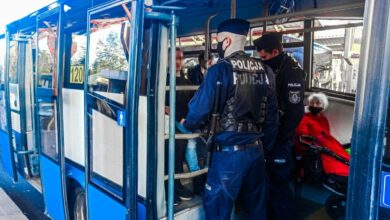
35, 6, 69, 220
3, 32, 40, 187
84, 1, 139, 219
0, 35, 17, 180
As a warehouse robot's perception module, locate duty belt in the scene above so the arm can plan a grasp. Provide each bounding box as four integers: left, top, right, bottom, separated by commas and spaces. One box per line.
223, 122, 262, 133
215, 140, 262, 152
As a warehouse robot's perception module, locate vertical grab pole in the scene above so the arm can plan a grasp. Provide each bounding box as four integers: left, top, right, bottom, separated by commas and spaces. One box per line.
204, 14, 217, 69
168, 10, 177, 220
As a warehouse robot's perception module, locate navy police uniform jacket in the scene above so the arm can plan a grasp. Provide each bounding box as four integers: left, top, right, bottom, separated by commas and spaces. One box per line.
184, 51, 278, 149
269, 53, 305, 144
188, 64, 204, 85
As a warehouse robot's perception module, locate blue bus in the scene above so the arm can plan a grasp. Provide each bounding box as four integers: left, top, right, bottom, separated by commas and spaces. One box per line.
0, 0, 388, 220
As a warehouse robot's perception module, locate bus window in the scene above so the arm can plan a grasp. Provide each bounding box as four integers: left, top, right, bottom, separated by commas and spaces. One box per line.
88, 15, 130, 106
8, 41, 18, 83
86, 3, 132, 194
36, 14, 59, 161
0, 38, 6, 132
62, 32, 87, 166
64, 33, 86, 90
37, 25, 57, 89
312, 19, 363, 94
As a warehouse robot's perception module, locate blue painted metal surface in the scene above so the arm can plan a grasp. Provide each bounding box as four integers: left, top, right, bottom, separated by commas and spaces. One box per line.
125, 0, 145, 219
380, 171, 390, 209
66, 162, 86, 188
346, 0, 390, 219
172, 0, 363, 36
36, 88, 55, 102
40, 155, 65, 220
0, 131, 13, 178
34, 6, 69, 220
88, 184, 126, 220
4, 32, 17, 182
168, 12, 177, 220
137, 202, 146, 220
12, 131, 26, 177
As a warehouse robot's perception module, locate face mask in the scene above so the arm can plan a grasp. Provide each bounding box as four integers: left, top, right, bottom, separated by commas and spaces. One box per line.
263, 54, 282, 71
309, 106, 323, 115
217, 38, 226, 58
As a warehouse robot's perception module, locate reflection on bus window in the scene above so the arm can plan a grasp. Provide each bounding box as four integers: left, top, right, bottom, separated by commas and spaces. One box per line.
38, 27, 57, 89
9, 41, 18, 83
37, 17, 59, 161
64, 33, 86, 88
0, 38, 7, 132
88, 19, 130, 105
312, 20, 363, 94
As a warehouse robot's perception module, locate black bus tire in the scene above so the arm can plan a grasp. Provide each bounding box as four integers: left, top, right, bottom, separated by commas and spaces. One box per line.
69, 186, 87, 220
325, 194, 346, 220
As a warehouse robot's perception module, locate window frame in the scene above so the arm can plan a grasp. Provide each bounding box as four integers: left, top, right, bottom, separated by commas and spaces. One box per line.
308, 19, 363, 99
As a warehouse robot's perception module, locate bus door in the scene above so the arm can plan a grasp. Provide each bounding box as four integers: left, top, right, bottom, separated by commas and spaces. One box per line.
85, 1, 136, 219
62, 28, 88, 219
0, 35, 16, 180
5, 33, 40, 186
35, 6, 69, 220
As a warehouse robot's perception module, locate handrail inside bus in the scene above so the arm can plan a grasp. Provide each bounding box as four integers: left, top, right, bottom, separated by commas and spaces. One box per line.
164, 168, 208, 181
164, 133, 202, 140
248, 2, 364, 25
166, 85, 199, 91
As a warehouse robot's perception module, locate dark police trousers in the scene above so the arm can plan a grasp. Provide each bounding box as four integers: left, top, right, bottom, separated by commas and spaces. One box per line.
203, 146, 268, 220
266, 140, 295, 220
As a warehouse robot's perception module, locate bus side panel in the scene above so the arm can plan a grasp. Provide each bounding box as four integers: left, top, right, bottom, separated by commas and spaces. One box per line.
0, 130, 13, 178
65, 162, 85, 188
137, 202, 146, 220
88, 185, 126, 219
40, 155, 66, 220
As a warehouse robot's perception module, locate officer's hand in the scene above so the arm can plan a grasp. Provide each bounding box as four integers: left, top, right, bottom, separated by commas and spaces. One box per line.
180, 118, 186, 125
165, 106, 170, 115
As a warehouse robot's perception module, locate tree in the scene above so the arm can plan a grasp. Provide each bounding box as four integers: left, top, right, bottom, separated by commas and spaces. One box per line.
91, 31, 127, 75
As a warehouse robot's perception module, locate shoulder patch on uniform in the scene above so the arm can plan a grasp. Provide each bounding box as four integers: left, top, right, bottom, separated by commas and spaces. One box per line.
289, 91, 301, 104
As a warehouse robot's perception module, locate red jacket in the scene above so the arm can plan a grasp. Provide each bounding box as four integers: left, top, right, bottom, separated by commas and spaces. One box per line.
295, 112, 350, 177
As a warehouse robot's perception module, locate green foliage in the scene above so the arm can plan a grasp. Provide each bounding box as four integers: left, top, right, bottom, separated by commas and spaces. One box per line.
91, 31, 127, 75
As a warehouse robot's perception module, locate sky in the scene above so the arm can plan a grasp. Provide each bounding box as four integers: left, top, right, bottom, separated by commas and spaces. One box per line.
0, 0, 55, 33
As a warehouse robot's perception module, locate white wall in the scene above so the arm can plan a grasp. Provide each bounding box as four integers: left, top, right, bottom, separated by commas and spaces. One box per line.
92, 109, 123, 186
63, 89, 85, 166
323, 97, 355, 144
138, 96, 147, 198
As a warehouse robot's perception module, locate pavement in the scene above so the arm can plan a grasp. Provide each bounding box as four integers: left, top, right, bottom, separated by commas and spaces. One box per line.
0, 187, 27, 220
0, 149, 48, 220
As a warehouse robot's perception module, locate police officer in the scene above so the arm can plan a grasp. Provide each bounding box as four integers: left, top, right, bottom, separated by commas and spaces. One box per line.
182, 18, 278, 220
254, 33, 305, 220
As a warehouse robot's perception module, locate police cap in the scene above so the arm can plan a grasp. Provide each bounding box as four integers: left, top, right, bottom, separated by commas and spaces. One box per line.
253, 32, 283, 53
217, 18, 250, 36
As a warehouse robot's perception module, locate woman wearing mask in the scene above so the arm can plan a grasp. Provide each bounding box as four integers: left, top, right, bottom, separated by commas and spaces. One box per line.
295, 93, 350, 194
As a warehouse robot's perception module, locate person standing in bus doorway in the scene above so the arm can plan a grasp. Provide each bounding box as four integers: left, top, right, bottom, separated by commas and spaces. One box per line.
165, 47, 194, 205
187, 50, 213, 195
182, 18, 278, 219
188, 51, 213, 85
254, 32, 305, 220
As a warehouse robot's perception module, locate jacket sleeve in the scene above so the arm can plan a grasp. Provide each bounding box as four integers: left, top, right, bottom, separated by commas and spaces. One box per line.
184, 65, 222, 130
278, 66, 305, 143
262, 66, 279, 151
